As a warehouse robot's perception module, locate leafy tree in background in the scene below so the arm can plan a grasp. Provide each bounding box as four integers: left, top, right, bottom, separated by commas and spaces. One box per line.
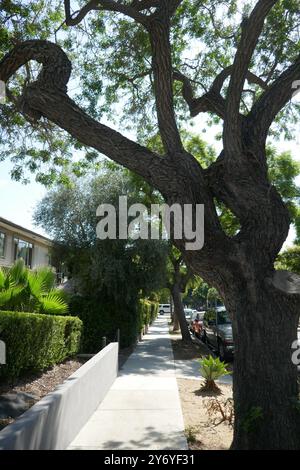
184, 277, 209, 309
276, 246, 300, 275
1, 0, 300, 449
34, 164, 169, 303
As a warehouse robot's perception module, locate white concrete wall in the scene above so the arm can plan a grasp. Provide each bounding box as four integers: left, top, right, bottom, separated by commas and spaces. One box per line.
0, 342, 119, 450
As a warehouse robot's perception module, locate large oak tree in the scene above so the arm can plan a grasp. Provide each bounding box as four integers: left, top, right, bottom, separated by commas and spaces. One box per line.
1, 0, 300, 449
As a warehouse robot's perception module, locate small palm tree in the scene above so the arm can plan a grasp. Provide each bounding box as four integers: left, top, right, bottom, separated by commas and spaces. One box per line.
199, 355, 231, 392
0, 259, 68, 315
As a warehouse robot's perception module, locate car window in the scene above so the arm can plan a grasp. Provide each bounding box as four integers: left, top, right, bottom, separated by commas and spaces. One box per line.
217, 310, 231, 325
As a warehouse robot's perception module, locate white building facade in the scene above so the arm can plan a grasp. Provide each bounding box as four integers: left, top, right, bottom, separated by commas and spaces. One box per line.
0, 217, 52, 269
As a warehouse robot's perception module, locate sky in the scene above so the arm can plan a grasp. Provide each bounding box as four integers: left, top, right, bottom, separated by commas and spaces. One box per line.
0, 159, 47, 236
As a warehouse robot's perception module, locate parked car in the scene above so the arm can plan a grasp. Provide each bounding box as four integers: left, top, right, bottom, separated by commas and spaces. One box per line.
190, 311, 205, 337
159, 304, 171, 315
184, 308, 193, 322
202, 306, 234, 361
187, 310, 198, 328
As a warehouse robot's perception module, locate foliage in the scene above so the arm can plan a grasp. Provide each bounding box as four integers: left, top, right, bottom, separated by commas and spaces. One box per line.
207, 287, 222, 308
137, 299, 158, 334
276, 246, 300, 274
0, 310, 82, 379
267, 147, 300, 223
185, 277, 209, 309
0, 259, 68, 314
34, 165, 169, 303
241, 406, 264, 434
1, 2, 299, 186
184, 426, 198, 445
69, 294, 158, 352
0, 0, 80, 185
199, 355, 231, 392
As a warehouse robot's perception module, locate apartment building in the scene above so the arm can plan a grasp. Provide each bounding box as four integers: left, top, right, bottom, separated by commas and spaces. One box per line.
0, 217, 52, 269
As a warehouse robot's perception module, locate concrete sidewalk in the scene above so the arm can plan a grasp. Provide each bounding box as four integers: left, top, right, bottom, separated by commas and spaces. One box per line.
68, 316, 188, 450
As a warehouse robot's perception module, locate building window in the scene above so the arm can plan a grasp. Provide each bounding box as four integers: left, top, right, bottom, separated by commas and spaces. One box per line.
14, 238, 33, 268
0, 232, 6, 258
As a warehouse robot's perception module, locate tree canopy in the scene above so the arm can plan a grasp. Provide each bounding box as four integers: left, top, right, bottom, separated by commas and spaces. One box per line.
0, 0, 300, 185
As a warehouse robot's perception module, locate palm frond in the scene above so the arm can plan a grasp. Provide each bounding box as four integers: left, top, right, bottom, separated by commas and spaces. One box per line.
39, 291, 69, 315
27, 271, 46, 299
34, 266, 56, 291
0, 286, 24, 307
8, 258, 27, 285
0, 268, 5, 289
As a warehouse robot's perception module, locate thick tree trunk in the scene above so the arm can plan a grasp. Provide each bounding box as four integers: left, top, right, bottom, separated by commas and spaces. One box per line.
226, 280, 300, 450
173, 311, 180, 331
171, 284, 191, 343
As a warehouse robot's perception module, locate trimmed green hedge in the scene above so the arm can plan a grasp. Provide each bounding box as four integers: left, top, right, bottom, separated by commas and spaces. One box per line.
137, 299, 159, 334
69, 296, 158, 353
0, 310, 82, 379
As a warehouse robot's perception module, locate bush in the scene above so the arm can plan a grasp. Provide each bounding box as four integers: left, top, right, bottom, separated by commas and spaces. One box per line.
137, 299, 158, 334
199, 355, 231, 392
69, 295, 158, 353
0, 310, 82, 379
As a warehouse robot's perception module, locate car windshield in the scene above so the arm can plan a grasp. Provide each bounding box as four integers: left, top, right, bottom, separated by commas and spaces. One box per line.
184, 309, 192, 316
217, 310, 231, 325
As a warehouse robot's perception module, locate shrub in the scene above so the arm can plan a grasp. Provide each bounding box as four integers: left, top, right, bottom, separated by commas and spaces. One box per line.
0, 310, 82, 379
199, 355, 231, 392
69, 295, 158, 353
137, 299, 158, 334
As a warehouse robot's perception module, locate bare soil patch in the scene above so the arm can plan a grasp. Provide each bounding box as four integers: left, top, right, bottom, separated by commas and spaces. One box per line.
170, 328, 233, 449
0, 358, 86, 430
178, 378, 233, 450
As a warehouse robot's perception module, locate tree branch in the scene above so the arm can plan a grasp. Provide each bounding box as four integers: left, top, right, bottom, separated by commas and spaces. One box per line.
174, 66, 267, 120
0, 39, 235, 278
64, 0, 148, 26
224, 0, 279, 152
147, 5, 183, 154
247, 54, 300, 143
130, 0, 159, 11
0, 40, 173, 192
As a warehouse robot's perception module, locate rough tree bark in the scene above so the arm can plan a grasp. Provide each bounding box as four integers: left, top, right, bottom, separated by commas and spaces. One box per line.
170, 284, 190, 341
167, 254, 192, 341
1, 0, 300, 450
